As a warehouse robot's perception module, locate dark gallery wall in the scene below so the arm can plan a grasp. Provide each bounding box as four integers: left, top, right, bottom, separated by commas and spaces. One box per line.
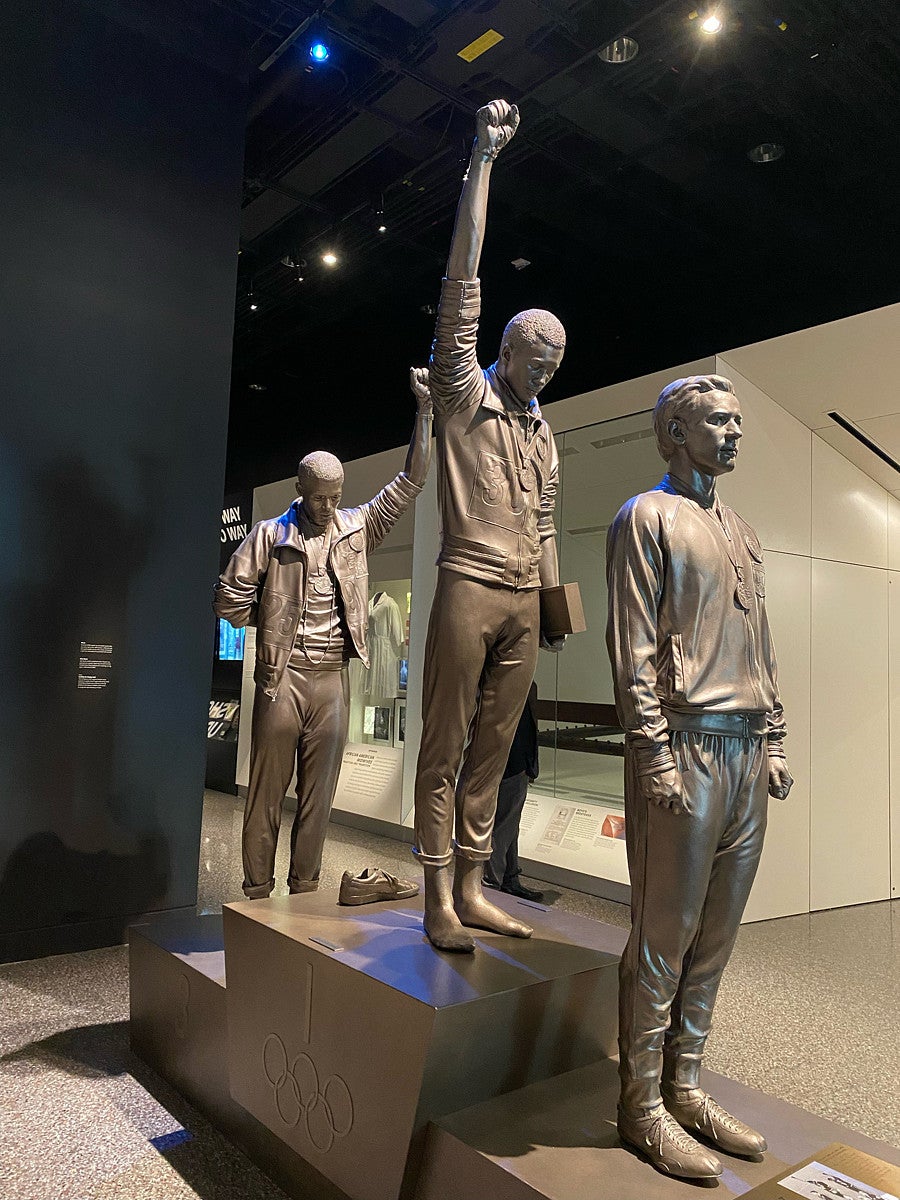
0, 0, 246, 960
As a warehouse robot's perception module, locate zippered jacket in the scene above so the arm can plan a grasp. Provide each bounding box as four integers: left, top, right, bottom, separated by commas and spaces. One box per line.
606, 474, 786, 753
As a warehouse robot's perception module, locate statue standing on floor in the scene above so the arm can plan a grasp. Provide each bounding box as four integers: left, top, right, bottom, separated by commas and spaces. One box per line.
412, 100, 567, 953
214, 370, 432, 899
606, 375, 793, 1180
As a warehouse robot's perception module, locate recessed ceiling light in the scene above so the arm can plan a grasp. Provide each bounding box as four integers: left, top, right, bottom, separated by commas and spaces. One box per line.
322, 252, 338, 266
748, 142, 785, 163
249, 301, 258, 311
378, 225, 387, 234
598, 36, 638, 63
701, 14, 723, 33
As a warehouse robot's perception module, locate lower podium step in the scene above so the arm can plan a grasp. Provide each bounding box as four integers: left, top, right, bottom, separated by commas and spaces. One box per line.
415, 1057, 900, 1200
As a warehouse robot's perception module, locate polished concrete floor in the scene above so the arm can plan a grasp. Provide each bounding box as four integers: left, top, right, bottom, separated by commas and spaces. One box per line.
0, 789, 897, 1200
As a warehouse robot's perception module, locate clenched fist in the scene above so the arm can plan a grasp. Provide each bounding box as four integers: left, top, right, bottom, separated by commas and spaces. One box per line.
409, 366, 433, 414
475, 99, 520, 160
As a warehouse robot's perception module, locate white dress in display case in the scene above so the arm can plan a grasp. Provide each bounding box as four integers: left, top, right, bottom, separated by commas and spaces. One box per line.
366, 592, 403, 698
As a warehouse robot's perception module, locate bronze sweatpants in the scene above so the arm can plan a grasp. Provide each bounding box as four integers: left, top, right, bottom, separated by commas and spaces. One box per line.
413, 571, 540, 866
242, 665, 349, 898
618, 730, 768, 1109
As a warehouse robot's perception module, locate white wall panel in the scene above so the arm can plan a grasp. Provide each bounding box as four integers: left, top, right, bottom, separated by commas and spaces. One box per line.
888, 574, 900, 898
810, 560, 890, 909
716, 359, 812, 557
889, 496, 900, 572
744, 551, 811, 922
812, 437, 888, 568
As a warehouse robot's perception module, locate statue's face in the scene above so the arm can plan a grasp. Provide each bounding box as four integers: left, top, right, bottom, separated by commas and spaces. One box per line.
297, 476, 343, 529
499, 338, 564, 406
673, 391, 743, 476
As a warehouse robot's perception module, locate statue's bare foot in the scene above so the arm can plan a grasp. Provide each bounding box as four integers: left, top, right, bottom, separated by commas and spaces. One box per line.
454, 893, 533, 939
423, 906, 475, 953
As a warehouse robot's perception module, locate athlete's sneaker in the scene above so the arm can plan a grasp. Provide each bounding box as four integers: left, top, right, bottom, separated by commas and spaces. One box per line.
617, 1105, 723, 1179
338, 867, 419, 906
662, 1086, 767, 1158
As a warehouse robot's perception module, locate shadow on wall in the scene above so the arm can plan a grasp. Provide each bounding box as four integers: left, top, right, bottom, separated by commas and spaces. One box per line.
0, 454, 171, 942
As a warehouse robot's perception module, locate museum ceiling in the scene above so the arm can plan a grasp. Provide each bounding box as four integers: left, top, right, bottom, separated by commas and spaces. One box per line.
210, 0, 900, 491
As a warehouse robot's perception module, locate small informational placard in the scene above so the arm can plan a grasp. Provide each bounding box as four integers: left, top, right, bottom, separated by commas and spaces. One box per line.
77, 641, 113, 690
517, 792, 629, 885
741, 1143, 900, 1200
333, 742, 403, 821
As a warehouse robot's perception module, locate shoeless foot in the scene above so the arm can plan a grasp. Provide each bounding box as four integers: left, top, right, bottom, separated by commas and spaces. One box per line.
423, 902, 475, 952
422, 864, 475, 952
453, 859, 533, 938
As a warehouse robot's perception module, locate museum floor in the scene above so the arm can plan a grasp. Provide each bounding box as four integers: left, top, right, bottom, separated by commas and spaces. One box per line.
1, 790, 897, 1200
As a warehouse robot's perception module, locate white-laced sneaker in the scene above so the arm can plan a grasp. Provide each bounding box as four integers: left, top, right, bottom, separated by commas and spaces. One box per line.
617, 1105, 723, 1179
662, 1087, 767, 1157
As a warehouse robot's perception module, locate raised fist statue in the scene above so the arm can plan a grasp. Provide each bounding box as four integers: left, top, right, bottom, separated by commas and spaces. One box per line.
475, 99, 520, 160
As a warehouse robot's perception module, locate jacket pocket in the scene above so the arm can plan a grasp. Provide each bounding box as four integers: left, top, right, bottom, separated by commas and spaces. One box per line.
670, 632, 686, 698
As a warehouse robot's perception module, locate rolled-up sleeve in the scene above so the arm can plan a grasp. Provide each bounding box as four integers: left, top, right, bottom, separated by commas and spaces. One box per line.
357, 472, 423, 550
429, 277, 484, 417
213, 521, 274, 628
605, 498, 668, 749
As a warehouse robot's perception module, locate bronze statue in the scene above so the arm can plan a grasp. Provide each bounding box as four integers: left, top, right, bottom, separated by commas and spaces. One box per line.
412, 100, 567, 953
606, 375, 793, 1179
215, 370, 432, 898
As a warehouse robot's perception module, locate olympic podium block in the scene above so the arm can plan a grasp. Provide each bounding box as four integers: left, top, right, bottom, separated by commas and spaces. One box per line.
222, 889, 624, 1200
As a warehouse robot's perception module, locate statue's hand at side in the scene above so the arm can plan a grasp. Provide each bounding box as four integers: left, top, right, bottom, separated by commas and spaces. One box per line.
409, 366, 433, 415
640, 765, 688, 815
768, 756, 793, 801
475, 99, 520, 160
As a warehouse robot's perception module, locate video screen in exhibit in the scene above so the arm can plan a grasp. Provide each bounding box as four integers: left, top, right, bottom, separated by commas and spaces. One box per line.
217, 618, 245, 661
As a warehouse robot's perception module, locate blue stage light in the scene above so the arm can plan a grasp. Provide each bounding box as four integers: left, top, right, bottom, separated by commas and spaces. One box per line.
309, 41, 330, 62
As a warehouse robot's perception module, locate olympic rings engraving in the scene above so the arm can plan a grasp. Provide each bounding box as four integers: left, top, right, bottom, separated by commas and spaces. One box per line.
262, 1034, 353, 1152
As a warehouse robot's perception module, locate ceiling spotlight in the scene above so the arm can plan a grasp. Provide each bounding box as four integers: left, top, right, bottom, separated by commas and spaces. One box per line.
309, 41, 330, 63
598, 36, 638, 63
248, 382, 266, 391
748, 142, 785, 163
322, 251, 338, 266
249, 296, 258, 311
378, 224, 387, 233
700, 13, 723, 33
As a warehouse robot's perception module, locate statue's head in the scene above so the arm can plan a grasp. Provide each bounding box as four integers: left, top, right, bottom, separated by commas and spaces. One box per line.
497, 309, 566, 406
295, 450, 344, 529
653, 375, 742, 476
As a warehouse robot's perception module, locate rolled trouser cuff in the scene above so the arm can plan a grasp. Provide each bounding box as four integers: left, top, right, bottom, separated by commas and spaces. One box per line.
288, 878, 319, 894
454, 841, 492, 862
412, 845, 454, 867
243, 879, 274, 899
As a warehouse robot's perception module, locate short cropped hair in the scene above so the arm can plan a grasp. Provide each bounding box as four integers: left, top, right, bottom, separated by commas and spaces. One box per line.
653, 374, 735, 462
297, 450, 344, 488
500, 308, 567, 358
